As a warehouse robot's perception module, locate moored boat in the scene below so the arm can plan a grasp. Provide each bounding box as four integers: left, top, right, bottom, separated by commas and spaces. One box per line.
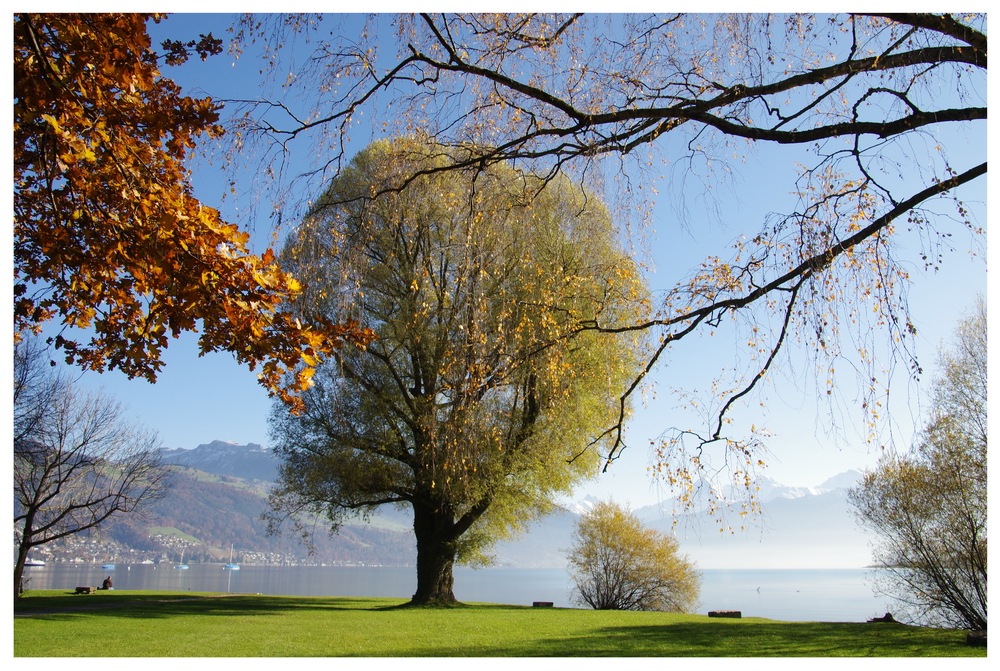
224, 544, 240, 570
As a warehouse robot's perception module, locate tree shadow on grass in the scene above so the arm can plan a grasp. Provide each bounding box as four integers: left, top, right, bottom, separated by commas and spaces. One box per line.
566, 621, 972, 657
16, 594, 410, 620
17, 594, 540, 622
382, 620, 977, 657
378, 600, 531, 611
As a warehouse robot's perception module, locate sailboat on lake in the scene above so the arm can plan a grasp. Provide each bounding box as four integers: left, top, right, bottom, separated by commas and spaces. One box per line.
174, 548, 188, 570
224, 544, 240, 570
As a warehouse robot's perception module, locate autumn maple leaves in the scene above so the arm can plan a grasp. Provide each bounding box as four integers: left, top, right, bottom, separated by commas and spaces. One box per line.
13, 13, 373, 412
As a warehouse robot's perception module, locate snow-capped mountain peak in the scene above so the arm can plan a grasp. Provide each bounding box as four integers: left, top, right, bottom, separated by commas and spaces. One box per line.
816, 469, 865, 491
562, 494, 604, 516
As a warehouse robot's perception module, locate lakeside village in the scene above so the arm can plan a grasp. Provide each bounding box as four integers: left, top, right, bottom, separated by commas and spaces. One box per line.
19, 533, 400, 568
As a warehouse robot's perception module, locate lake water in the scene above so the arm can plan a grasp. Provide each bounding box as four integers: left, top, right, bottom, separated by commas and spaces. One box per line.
20, 564, 893, 622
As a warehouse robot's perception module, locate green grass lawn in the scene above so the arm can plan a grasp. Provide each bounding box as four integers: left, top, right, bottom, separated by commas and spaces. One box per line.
14, 590, 984, 657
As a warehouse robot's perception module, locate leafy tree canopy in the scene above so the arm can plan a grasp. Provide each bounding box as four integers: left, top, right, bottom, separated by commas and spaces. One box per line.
13, 13, 373, 410
568, 500, 701, 612
269, 138, 649, 603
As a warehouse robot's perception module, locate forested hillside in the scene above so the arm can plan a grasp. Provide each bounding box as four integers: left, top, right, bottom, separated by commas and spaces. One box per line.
30, 443, 418, 566
143, 465, 416, 565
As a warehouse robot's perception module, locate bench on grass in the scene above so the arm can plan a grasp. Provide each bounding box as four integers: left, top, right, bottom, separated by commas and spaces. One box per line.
75, 586, 95, 594
708, 610, 742, 618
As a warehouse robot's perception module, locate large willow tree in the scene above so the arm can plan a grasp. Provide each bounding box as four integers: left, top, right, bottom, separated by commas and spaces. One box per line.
269, 138, 648, 604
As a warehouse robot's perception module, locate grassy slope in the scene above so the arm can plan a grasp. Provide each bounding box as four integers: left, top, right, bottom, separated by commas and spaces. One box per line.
14, 591, 984, 657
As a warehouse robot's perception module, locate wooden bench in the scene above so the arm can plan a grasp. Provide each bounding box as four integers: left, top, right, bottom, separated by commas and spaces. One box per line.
708, 610, 742, 618
75, 586, 95, 594
532, 602, 554, 608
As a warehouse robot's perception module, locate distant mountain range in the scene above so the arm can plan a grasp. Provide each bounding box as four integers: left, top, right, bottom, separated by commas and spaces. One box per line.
160, 440, 280, 482
632, 470, 875, 569
39, 440, 876, 569
512, 469, 875, 570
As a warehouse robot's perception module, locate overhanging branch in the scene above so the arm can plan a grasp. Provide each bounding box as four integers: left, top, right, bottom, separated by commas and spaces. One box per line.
593, 160, 986, 466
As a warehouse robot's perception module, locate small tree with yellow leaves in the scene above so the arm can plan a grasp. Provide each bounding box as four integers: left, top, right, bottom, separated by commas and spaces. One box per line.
568, 500, 701, 612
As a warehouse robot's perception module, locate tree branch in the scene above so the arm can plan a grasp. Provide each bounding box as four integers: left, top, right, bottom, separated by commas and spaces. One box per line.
594, 160, 986, 466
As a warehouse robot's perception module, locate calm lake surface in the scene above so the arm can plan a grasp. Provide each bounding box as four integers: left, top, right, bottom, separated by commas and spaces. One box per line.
21, 564, 892, 622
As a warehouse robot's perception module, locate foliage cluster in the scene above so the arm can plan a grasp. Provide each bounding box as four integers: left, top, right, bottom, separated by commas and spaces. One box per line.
850, 299, 987, 630
269, 138, 649, 603
568, 501, 700, 612
13, 13, 372, 411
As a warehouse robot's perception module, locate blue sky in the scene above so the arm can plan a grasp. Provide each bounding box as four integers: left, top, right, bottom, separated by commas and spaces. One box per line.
41, 13, 987, 510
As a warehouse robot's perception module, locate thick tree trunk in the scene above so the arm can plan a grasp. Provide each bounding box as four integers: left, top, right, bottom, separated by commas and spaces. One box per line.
410, 503, 459, 605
